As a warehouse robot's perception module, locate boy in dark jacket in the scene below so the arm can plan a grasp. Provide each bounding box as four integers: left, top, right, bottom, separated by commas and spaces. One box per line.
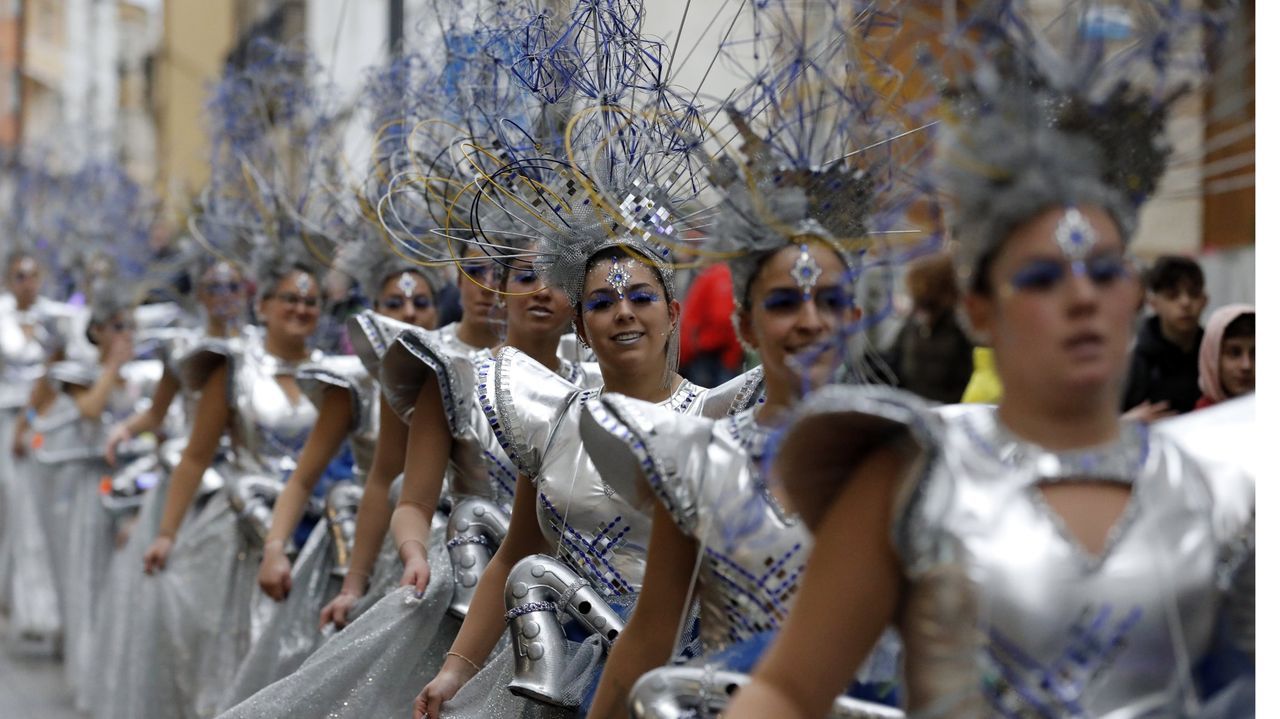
1122, 255, 1208, 415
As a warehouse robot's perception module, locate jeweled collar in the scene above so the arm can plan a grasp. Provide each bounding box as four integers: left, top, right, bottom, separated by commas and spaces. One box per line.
961, 407, 1150, 484
727, 406, 798, 524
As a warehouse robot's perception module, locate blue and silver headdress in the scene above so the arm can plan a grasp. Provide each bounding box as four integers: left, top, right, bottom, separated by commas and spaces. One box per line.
931, 0, 1228, 287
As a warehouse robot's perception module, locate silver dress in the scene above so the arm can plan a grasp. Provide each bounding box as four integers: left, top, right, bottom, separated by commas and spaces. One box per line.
0, 293, 77, 618
107, 328, 320, 719
218, 327, 598, 719
438, 348, 762, 719
89, 326, 218, 716
31, 358, 164, 702
775, 385, 1255, 718
581, 397, 901, 718
218, 346, 380, 710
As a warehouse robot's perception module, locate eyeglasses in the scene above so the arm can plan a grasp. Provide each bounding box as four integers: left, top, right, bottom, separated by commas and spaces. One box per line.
379, 295, 433, 311
1005, 253, 1134, 294
267, 292, 321, 309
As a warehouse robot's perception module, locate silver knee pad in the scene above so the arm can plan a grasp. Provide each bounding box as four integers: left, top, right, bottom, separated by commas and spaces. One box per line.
446, 497, 510, 618
629, 666, 904, 719
504, 554, 626, 705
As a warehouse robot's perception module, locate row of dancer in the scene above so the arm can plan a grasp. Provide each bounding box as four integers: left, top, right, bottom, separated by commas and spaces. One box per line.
2, 1, 1255, 718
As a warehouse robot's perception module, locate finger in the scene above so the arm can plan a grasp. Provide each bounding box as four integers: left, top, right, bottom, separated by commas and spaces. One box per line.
282, 575, 292, 598
426, 693, 444, 719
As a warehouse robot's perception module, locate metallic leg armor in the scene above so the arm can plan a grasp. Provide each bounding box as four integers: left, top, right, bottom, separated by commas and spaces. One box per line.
629, 666, 905, 719
228, 475, 285, 549
446, 497, 510, 618
504, 554, 626, 705
324, 481, 363, 578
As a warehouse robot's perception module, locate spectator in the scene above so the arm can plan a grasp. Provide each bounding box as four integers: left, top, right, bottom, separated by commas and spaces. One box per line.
1195, 304, 1254, 409
678, 262, 742, 387
1122, 255, 1208, 416
885, 252, 973, 403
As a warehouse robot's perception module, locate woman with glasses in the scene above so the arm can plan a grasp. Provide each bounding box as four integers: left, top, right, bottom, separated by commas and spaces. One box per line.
88, 257, 249, 715
109, 239, 327, 719
23, 285, 165, 701
215, 243, 444, 709
722, 8, 1254, 718
0, 249, 80, 633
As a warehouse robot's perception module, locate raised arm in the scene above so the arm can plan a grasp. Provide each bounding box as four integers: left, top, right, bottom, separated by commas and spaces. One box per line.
723, 446, 905, 719
388, 378, 453, 594
319, 396, 408, 629
106, 368, 181, 465
258, 385, 355, 601
587, 495, 699, 719
414, 471, 551, 719
143, 363, 230, 573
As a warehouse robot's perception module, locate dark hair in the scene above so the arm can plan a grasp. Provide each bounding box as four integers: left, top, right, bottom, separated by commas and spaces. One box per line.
1144, 255, 1205, 295
1223, 312, 1255, 341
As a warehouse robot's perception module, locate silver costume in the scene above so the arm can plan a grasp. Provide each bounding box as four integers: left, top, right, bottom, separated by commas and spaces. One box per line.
580, 396, 900, 717
0, 293, 78, 622
31, 357, 163, 702
218, 343, 381, 709
775, 385, 1255, 718
215, 317, 503, 719
436, 348, 761, 717
105, 328, 319, 719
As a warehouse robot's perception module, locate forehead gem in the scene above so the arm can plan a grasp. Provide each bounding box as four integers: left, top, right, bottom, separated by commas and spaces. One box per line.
790, 244, 822, 297
294, 272, 313, 295
1054, 207, 1098, 262
396, 272, 417, 298
210, 262, 236, 282
17, 258, 37, 274
607, 257, 632, 298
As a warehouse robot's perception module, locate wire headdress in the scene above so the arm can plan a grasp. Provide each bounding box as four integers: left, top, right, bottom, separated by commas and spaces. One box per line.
692, 1, 937, 309
469, 0, 710, 307
193, 39, 346, 298
929, 0, 1228, 286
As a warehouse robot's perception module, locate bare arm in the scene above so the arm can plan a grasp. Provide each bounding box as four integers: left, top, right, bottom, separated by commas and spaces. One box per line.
70, 370, 119, 422
723, 446, 906, 719
587, 495, 699, 719
144, 363, 230, 572
389, 378, 454, 593
415, 472, 551, 719
259, 385, 354, 600
319, 396, 407, 627
106, 370, 181, 466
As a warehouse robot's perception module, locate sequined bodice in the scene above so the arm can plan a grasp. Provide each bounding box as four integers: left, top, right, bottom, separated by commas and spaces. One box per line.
479, 347, 714, 598
893, 404, 1245, 717
228, 334, 320, 477
382, 327, 602, 509
33, 358, 165, 462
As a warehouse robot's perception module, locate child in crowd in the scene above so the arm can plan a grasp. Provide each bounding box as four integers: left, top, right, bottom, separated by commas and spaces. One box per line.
1196, 304, 1255, 409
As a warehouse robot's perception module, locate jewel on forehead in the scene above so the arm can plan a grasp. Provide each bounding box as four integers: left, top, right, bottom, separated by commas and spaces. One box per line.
17, 258, 37, 273
396, 272, 417, 298
606, 257, 632, 298
294, 272, 313, 295
1054, 207, 1098, 262
790, 245, 822, 296
210, 262, 235, 281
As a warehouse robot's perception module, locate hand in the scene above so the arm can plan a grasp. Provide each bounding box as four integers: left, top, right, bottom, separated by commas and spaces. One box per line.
319, 589, 362, 630
104, 422, 132, 467
257, 547, 293, 601
143, 536, 174, 574
413, 663, 475, 719
11, 428, 27, 458
398, 555, 432, 598
1122, 400, 1177, 424
105, 333, 133, 369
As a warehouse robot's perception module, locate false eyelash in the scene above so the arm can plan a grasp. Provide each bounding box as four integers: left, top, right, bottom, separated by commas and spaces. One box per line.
583, 296, 615, 312
627, 291, 660, 304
